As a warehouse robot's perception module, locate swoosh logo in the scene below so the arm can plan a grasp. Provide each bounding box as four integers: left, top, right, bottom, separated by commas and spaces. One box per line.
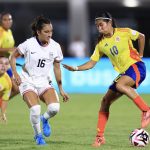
31, 52, 36, 54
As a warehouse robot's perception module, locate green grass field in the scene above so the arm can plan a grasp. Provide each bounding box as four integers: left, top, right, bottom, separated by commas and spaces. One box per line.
0, 94, 150, 150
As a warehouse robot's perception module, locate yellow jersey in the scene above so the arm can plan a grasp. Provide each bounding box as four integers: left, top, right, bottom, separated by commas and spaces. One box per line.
0, 73, 12, 101
0, 26, 15, 58
91, 28, 141, 73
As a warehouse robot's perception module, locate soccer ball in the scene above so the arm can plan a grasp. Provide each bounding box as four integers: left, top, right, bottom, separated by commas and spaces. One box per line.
129, 128, 149, 147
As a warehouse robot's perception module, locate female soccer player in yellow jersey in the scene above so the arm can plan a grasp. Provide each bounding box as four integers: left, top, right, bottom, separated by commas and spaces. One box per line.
63, 12, 150, 147
0, 12, 19, 98
0, 56, 12, 123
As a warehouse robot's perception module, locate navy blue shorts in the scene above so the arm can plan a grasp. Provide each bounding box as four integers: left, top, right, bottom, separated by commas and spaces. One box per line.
109, 61, 146, 92
7, 68, 13, 78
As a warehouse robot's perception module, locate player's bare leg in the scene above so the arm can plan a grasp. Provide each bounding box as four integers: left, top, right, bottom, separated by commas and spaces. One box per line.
92, 89, 122, 147
115, 75, 150, 128
40, 88, 60, 137
23, 91, 46, 145
0, 100, 8, 124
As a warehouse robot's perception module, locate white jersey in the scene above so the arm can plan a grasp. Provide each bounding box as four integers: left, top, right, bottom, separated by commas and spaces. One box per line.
18, 37, 63, 87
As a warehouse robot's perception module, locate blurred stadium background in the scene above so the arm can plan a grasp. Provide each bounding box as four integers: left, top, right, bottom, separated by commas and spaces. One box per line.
1, 0, 150, 94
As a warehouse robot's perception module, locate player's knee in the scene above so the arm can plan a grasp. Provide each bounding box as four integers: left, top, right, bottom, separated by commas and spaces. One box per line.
47, 103, 60, 117
30, 105, 41, 124
115, 82, 124, 92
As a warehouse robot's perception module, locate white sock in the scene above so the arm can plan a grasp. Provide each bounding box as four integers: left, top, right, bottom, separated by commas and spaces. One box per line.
30, 105, 41, 136
43, 103, 60, 120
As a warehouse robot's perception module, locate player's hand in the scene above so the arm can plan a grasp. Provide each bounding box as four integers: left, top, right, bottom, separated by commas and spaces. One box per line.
9, 47, 16, 51
13, 72, 22, 86
62, 64, 78, 71
60, 89, 69, 102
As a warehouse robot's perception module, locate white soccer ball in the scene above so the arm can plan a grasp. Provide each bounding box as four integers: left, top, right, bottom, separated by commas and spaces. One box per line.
129, 128, 149, 147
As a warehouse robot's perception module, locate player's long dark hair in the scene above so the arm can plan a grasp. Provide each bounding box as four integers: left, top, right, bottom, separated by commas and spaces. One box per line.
31, 15, 51, 36
95, 12, 117, 43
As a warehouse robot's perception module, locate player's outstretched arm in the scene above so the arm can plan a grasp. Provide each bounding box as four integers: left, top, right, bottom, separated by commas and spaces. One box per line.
62, 64, 77, 71
62, 60, 97, 71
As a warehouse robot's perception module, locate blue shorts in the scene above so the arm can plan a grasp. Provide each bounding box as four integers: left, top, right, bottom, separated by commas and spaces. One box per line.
109, 61, 146, 92
7, 68, 13, 78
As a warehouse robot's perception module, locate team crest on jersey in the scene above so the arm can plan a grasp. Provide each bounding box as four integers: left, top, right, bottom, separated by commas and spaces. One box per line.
115, 36, 120, 42
131, 30, 136, 35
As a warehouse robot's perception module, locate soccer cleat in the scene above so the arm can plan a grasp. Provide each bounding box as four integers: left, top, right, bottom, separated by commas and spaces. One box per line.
34, 133, 46, 145
141, 109, 150, 128
41, 115, 51, 137
92, 135, 105, 147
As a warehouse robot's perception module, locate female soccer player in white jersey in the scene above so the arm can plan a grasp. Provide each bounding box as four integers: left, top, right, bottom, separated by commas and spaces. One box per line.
63, 12, 150, 147
10, 16, 69, 145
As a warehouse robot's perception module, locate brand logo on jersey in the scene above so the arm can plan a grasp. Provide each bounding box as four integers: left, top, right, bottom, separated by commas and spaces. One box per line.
31, 52, 36, 54
22, 84, 28, 90
104, 43, 108, 47
115, 36, 120, 42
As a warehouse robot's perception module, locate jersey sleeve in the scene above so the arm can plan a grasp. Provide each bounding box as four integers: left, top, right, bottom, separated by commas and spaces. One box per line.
54, 44, 63, 62
128, 28, 139, 41
17, 40, 28, 55
90, 44, 104, 62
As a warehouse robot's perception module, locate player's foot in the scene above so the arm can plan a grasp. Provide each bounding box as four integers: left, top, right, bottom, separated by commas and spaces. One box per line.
34, 133, 46, 145
41, 115, 51, 137
0, 114, 7, 124
92, 135, 105, 147
141, 109, 150, 128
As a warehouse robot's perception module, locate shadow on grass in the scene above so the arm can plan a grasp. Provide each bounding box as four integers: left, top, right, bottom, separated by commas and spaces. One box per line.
0, 138, 91, 150
1, 137, 143, 150
48, 140, 91, 146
